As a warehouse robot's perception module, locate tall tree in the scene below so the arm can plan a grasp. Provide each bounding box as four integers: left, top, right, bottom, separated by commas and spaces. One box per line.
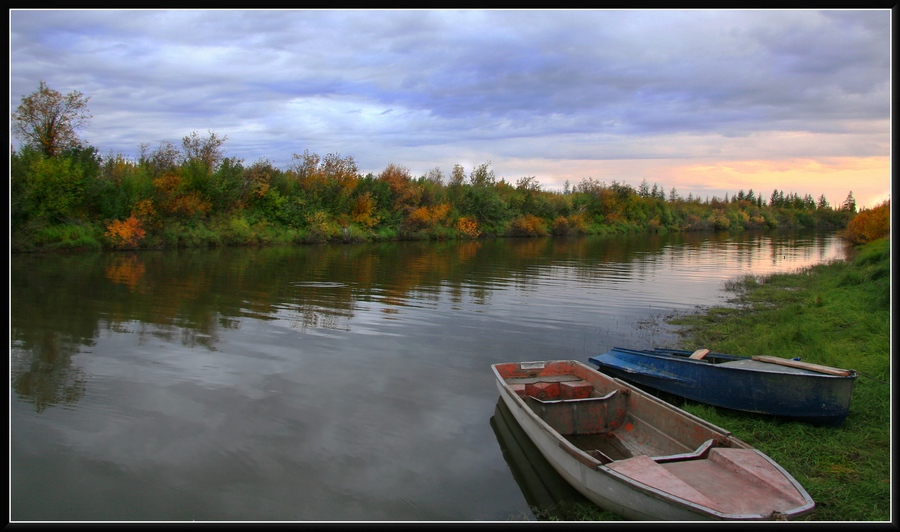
668, 187, 679, 202
12, 81, 92, 157
469, 161, 495, 187
638, 179, 650, 198
182, 130, 227, 173
841, 191, 857, 213
448, 164, 466, 187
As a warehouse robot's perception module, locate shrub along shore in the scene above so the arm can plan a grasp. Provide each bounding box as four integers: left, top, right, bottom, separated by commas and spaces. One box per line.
558, 236, 890, 522
11, 138, 860, 253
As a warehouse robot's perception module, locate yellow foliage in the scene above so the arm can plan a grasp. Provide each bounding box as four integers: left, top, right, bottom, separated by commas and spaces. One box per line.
553, 213, 588, 235
168, 192, 212, 218
305, 210, 337, 241
430, 203, 451, 223
456, 217, 481, 239
567, 213, 587, 233
351, 192, 379, 228
132, 199, 156, 221
153, 173, 181, 195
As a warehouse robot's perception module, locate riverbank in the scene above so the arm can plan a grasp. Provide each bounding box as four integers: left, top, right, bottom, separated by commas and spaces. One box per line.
551, 237, 890, 522
663, 236, 890, 521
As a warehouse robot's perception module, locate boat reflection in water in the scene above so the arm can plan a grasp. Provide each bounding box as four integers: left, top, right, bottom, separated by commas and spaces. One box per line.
490, 398, 622, 521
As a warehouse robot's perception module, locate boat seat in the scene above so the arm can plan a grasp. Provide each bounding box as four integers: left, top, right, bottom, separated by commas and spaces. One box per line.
606, 455, 720, 510
651, 438, 717, 463
525, 390, 627, 435
528, 388, 618, 404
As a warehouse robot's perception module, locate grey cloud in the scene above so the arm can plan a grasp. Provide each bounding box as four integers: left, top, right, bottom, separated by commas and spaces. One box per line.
10, 9, 890, 178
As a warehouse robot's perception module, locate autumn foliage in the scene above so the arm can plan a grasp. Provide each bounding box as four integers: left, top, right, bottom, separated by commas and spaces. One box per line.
843, 200, 890, 244
456, 217, 481, 239
405, 203, 451, 231
105, 216, 146, 248
509, 214, 549, 236
153, 173, 211, 219
351, 191, 380, 228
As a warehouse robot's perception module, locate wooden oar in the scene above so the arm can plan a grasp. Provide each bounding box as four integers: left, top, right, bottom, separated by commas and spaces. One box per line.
751, 355, 853, 376
689, 348, 710, 360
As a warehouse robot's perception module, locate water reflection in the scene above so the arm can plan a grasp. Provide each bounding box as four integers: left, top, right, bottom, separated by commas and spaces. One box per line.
10, 331, 87, 413
10, 231, 846, 416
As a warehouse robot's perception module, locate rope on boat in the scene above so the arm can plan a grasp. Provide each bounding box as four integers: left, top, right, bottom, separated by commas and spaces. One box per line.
855, 370, 889, 385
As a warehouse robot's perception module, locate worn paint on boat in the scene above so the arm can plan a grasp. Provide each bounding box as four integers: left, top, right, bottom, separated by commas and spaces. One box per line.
588, 347, 857, 426
491, 360, 816, 521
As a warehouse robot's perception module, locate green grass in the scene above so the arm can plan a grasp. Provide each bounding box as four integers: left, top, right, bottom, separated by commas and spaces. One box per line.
659, 237, 891, 521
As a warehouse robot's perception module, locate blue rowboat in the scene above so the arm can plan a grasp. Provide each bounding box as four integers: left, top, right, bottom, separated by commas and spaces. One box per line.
587, 347, 857, 426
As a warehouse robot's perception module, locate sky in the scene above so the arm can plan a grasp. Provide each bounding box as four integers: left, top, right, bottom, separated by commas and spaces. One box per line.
9, 9, 892, 209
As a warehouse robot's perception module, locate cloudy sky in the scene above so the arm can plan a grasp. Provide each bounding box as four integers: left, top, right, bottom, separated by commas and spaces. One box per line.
9, 9, 892, 208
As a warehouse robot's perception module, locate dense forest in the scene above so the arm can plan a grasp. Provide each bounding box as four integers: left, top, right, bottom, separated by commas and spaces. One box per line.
11, 82, 870, 253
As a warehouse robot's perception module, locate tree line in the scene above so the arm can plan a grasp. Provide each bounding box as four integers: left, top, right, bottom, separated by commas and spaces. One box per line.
11, 81, 862, 252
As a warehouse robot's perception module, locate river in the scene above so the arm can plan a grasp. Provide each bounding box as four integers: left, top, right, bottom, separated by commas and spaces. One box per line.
10, 230, 848, 521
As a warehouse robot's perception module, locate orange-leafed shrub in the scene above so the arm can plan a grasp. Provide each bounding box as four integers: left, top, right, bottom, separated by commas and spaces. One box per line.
456, 217, 481, 239
406, 206, 432, 230
509, 214, 549, 236
105, 216, 146, 248
405, 203, 451, 230
552, 216, 570, 235
844, 200, 890, 244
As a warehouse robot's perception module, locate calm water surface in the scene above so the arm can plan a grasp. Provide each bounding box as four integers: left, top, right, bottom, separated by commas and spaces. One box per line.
10, 231, 848, 521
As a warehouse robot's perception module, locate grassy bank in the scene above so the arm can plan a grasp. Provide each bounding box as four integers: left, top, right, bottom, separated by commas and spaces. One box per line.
540, 237, 890, 522
661, 236, 891, 521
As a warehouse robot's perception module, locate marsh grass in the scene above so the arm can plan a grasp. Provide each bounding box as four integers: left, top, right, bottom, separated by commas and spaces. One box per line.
663, 237, 891, 521
22, 221, 104, 252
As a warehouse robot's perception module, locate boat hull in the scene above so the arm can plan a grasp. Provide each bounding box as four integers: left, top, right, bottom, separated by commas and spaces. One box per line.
588, 348, 856, 426
492, 360, 815, 521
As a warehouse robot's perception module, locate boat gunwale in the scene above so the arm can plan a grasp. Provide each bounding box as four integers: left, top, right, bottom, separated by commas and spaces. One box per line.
608, 347, 858, 379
